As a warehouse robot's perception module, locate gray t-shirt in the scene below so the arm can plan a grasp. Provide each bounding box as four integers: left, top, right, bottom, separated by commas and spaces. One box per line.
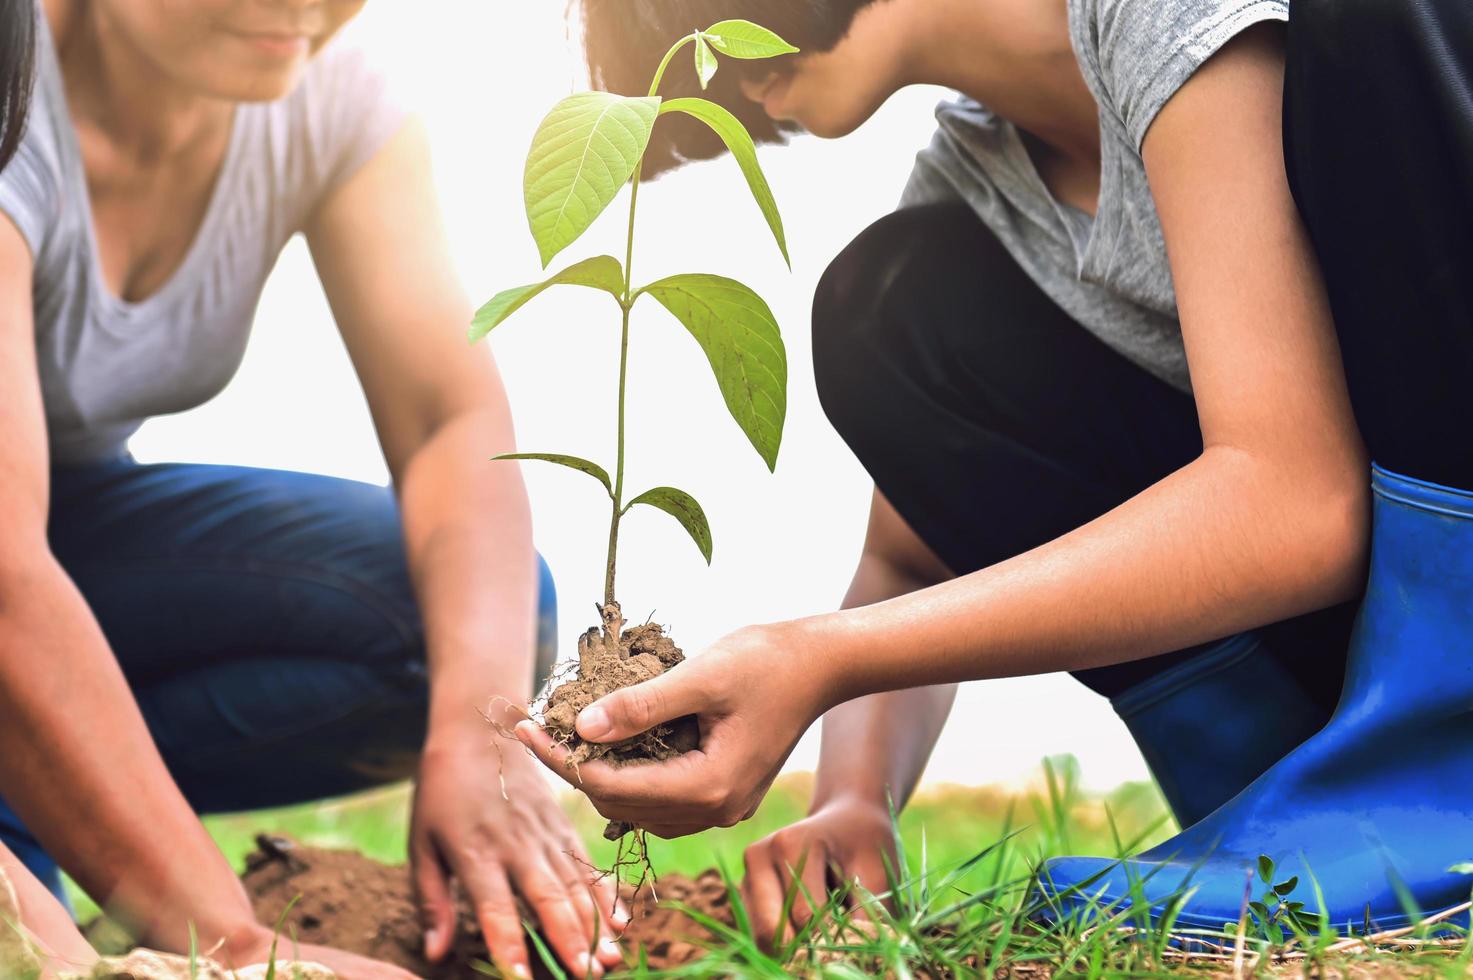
1, 18, 407, 463
901, 0, 1289, 392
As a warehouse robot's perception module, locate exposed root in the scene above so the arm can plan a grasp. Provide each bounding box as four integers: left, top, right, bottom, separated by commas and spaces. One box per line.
496, 598, 700, 889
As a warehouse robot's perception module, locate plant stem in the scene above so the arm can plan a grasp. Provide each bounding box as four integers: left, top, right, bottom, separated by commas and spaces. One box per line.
602, 33, 695, 611
605, 293, 632, 607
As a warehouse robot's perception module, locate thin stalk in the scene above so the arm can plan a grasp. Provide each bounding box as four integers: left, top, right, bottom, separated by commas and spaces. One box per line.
601, 35, 690, 609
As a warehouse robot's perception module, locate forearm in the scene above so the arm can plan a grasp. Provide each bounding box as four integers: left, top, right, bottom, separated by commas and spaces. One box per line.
395, 406, 538, 737
804, 447, 1368, 708
812, 552, 957, 813
812, 687, 957, 814
0, 556, 260, 952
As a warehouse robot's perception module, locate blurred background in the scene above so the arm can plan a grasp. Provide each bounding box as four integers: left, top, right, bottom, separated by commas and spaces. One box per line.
126, 1, 1150, 794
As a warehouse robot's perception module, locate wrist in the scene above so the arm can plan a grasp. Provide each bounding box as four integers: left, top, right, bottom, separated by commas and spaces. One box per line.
760, 614, 860, 718
426, 652, 537, 740
808, 788, 891, 820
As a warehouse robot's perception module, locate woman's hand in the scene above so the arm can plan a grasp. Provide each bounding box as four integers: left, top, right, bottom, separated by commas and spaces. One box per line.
411, 734, 624, 979
742, 799, 897, 950
223, 930, 421, 979
516, 624, 833, 838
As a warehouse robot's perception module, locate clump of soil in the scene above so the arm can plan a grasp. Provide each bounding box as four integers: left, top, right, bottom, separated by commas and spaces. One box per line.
537, 602, 699, 839
242, 836, 734, 978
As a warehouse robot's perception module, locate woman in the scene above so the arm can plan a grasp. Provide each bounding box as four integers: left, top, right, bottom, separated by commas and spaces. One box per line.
0, 1, 622, 977
524, 0, 1473, 943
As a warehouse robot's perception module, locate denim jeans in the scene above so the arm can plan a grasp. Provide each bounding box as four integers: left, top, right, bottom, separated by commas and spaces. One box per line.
0, 454, 557, 902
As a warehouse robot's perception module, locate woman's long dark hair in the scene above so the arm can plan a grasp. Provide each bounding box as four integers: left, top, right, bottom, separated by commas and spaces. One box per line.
0, 0, 34, 170
577, 0, 873, 178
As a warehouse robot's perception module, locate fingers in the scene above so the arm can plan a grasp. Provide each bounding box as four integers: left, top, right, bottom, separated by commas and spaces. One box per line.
848, 851, 896, 916
409, 830, 456, 964
575, 667, 705, 744
455, 858, 532, 979
789, 845, 832, 932
544, 842, 622, 968
516, 723, 725, 816
561, 832, 629, 937
515, 851, 606, 978
743, 832, 830, 951
742, 842, 787, 950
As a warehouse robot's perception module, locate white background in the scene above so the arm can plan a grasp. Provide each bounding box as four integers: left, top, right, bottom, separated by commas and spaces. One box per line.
128, 2, 1150, 791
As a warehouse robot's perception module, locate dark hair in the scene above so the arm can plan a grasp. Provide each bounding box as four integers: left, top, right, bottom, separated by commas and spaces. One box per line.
577, 0, 874, 178
0, 0, 34, 170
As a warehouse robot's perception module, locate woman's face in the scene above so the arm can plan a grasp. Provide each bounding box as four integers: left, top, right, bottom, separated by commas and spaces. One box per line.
98, 0, 367, 101
736, 1, 906, 138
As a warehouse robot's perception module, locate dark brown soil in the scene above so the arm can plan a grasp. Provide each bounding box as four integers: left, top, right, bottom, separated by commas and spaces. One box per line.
242, 836, 734, 978
539, 602, 699, 838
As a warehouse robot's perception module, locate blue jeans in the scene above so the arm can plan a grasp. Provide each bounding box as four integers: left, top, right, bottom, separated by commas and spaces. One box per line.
0, 455, 557, 902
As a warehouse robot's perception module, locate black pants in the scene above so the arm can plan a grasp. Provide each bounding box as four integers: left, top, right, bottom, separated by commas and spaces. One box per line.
812, 0, 1473, 703
1284, 0, 1473, 488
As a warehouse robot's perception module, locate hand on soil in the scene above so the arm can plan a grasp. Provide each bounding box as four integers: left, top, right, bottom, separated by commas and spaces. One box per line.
517, 623, 828, 838
411, 734, 624, 978
742, 800, 896, 950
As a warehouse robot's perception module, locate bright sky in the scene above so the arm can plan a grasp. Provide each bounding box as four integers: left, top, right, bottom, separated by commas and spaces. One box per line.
127, 3, 1151, 791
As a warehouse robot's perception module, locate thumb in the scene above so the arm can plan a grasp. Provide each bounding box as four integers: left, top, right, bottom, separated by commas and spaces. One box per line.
411, 828, 456, 963
577, 667, 704, 743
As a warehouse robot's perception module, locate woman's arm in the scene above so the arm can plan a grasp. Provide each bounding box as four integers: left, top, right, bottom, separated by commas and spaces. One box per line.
518, 25, 1369, 833
304, 119, 622, 978
0, 222, 405, 972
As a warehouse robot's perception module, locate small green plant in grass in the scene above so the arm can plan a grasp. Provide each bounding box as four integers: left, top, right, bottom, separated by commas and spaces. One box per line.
1244, 854, 1321, 945
469, 21, 797, 610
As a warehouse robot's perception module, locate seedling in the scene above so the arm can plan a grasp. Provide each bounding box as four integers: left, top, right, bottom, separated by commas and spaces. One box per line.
470, 22, 798, 818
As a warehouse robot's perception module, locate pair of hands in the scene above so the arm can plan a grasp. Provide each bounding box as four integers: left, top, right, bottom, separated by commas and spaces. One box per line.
514, 624, 898, 948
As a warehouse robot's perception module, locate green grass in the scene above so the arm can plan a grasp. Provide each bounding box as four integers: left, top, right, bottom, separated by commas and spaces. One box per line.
66, 758, 1473, 977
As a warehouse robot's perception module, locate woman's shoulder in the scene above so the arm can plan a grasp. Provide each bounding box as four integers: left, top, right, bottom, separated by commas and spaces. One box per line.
0, 14, 76, 262
253, 31, 408, 217
1070, 0, 1289, 149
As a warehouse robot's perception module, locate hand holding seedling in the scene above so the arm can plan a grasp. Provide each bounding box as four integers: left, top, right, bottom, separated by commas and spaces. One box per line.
516, 623, 831, 836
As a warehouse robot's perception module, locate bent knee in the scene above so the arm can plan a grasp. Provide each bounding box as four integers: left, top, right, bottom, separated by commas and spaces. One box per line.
812, 204, 980, 434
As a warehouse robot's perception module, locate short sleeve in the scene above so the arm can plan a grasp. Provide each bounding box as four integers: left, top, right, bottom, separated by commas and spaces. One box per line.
294, 37, 410, 200
0, 134, 61, 260
899, 128, 967, 211
1077, 0, 1288, 149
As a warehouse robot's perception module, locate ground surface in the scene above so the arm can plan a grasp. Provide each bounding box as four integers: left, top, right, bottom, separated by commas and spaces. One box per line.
69, 760, 1473, 977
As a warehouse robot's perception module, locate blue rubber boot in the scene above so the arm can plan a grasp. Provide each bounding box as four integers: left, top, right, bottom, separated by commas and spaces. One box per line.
1039, 465, 1473, 933
1112, 632, 1329, 829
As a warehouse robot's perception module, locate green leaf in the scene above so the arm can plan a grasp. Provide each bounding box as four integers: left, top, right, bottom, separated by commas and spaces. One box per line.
469, 255, 624, 342
493, 452, 612, 495
638, 274, 786, 470
628, 486, 712, 563
1448, 862, 1473, 875
693, 34, 718, 89
523, 93, 661, 267
702, 19, 800, 59
1273, 876, 1299, 897
661, 98, 789, 266
1257, 855, 1275, 884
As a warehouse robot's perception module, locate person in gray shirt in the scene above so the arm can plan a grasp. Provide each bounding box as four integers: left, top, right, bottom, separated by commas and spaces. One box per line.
0, 2, 623, 978
561, 0, 1383, 946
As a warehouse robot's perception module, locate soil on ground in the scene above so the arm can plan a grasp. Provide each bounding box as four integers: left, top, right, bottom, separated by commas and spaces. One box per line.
538, 602, 699, 839
242, 836, 734, 978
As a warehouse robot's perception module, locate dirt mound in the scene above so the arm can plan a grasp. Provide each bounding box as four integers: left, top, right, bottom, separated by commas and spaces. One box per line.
241, 836, 733, 977
539, 602, 699, 839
